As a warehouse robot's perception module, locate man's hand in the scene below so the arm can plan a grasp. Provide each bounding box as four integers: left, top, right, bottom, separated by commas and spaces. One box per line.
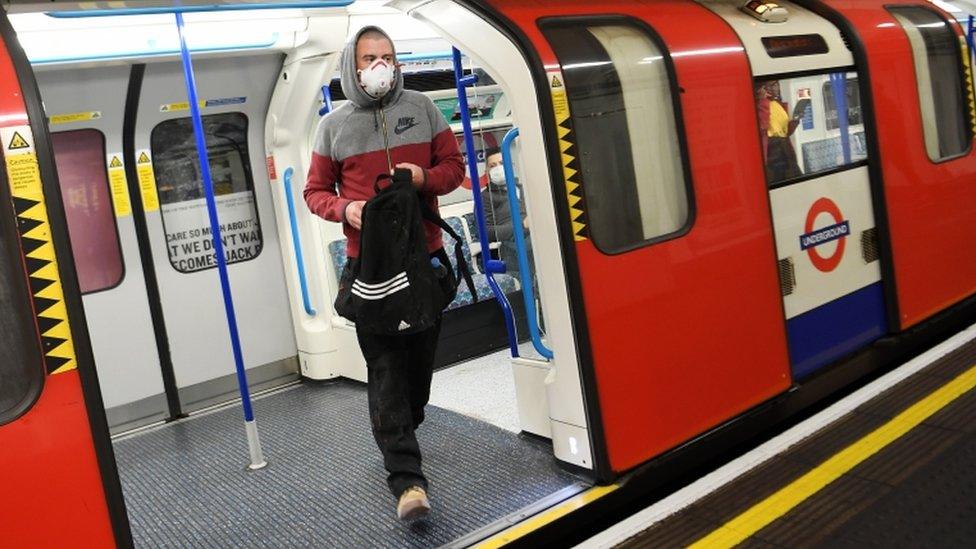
345, 200, 366, 230
395, 162, 425, 190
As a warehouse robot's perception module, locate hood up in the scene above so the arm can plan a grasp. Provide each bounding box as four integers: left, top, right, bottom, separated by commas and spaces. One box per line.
339, 25, 405, 109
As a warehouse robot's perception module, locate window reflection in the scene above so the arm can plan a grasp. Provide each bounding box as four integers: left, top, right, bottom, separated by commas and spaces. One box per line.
51, 129, 125, 293
755, 72, 867, 186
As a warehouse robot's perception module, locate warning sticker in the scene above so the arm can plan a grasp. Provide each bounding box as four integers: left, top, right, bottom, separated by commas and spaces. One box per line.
136, 149, 159, 212
1, 124, 78, 374
547, 70, 587, 242
106, 153, 131, 217
7, 131, 31, 150
2, 126, 41, 197
160, 101, 204, 113
160, 97, 246, 113
49, 111, 102, 125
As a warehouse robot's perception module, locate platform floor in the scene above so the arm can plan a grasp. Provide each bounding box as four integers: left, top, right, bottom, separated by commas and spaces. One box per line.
598, 330, 976, 548
112, 376, 583, 548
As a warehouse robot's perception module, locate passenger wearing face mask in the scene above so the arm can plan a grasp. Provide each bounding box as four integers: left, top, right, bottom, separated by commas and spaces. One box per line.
481, 147, 532, 279
304, 26, 464, 521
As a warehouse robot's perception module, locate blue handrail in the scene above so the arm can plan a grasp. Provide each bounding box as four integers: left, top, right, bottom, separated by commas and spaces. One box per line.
283, 167, 317, 317
318, 85, 333, 117
501, 128, 553, 360
968, 15, 975, 54
451, 47, 519, 358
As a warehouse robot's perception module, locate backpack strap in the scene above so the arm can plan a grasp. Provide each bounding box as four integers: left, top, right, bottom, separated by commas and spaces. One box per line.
417, 198, 479, 304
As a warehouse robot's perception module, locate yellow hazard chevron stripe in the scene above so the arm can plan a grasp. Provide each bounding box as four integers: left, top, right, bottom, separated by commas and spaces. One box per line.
3, 125, 77, 374
549, 71, 588, 242
960, 37, 976, 134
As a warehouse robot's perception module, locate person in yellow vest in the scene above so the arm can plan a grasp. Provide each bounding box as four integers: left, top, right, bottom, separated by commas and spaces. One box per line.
756, 80, 803, 183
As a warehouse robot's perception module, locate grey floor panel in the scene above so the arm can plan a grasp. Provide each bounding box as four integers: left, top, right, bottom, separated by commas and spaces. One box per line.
113, 381, 582, 548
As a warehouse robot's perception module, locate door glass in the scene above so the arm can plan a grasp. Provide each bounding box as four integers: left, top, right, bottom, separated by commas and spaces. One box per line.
754, 71, 867, 186
51, 129, 125, 293
541, 21, 690, 254
151, 112, 263, 273
888, 6, 973, 161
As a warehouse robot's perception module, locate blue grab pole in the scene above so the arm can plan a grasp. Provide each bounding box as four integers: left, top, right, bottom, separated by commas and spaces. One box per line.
830, 73, 851, 164
174, 12, 266, 470
501, 128, 553, 360
283, 167, 317, 317
451, 47, 519, 358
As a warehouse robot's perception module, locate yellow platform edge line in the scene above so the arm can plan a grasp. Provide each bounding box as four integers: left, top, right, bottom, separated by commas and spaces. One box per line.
690, 364, 976, 549
473, 483, 620, 549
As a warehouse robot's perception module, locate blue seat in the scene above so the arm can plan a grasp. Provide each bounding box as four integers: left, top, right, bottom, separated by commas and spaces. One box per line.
326, 216, 519, 313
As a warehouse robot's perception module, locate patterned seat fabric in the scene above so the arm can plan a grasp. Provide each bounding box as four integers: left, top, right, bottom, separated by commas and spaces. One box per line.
327, 239, 348, 284
327, 216, 519, 312
462, 212, 479, 242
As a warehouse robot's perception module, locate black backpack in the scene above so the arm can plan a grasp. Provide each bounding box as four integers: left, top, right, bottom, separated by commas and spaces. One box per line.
335, 170, 476, 335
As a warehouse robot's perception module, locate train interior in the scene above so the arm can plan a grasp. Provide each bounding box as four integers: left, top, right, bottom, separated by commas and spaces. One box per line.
6, 1, 594, 545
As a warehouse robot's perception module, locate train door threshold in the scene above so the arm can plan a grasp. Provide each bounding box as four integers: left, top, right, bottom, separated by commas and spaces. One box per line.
111, 347, 588, 548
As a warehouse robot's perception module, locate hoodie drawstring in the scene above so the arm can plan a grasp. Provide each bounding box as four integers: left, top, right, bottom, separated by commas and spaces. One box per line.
380, 107, 394, 173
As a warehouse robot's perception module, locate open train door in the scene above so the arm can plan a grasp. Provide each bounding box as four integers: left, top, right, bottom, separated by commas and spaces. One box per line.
405, 0, 795, 476
0, 10, 131, 548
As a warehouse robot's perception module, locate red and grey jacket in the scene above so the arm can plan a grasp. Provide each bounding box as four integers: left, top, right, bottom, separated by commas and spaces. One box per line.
304, 26, 464, 258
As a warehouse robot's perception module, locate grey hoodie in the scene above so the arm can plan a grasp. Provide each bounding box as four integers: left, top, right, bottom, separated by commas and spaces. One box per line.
304, 26, 465, 257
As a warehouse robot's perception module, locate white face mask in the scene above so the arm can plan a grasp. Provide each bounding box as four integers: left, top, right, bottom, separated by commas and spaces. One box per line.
488, 165, 506, 184
358, 59, 396, 99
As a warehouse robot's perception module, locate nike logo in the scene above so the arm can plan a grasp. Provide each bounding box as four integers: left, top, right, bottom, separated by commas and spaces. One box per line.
394, 117, 419, 135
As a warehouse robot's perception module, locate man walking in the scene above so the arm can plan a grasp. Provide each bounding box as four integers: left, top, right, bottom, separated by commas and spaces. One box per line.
304, 26, 464, 520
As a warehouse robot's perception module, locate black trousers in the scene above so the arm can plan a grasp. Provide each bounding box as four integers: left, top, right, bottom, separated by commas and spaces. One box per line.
346, 248, 448, 499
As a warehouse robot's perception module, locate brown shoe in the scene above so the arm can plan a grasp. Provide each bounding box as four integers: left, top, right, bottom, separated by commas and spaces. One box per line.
397, 486, 430, 520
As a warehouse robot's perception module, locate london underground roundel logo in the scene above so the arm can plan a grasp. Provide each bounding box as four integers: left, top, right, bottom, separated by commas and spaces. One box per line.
799, 197, 850, 273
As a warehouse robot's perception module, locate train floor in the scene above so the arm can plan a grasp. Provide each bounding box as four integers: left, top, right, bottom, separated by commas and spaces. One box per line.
111, 346, 585, 548
585, 324, 976, 548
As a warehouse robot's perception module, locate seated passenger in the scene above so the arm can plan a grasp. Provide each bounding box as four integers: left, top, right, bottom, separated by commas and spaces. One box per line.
481, 147, 532, 278
756, 80, 804, 183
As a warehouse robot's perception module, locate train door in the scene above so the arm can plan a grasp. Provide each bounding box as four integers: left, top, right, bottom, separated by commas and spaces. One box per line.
702, 1, 889, 380
131, 54, 298, 413
0, 13, 130, 547
439, 0, 796, 474
34, 65, 168, 429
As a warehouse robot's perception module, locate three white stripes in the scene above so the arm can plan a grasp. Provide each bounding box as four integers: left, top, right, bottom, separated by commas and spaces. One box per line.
351, 272, 410, 300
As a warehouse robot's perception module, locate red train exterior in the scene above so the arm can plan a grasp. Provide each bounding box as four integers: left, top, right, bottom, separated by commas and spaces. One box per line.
2, 0, 975, 545
0, 27, 124, 548
821, 0, 976, 329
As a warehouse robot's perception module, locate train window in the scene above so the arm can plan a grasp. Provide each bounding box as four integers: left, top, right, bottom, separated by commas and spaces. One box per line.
540, 20, 691, 254
755, 72, 867, 186
51, 129, 125, 294
0, 163, 45, 426
888, 6, 973, 161
151, 112, 263, 274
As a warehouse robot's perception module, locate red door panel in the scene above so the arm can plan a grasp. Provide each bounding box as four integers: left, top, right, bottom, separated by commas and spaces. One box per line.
490, 0, 792, 472
0, 20, 121, 547
823, 0, 976, 328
